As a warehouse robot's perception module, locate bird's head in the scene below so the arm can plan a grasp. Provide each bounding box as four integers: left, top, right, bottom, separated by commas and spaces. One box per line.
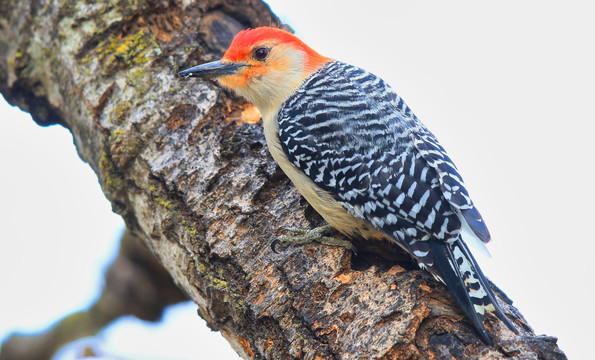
179, 27, 332, 115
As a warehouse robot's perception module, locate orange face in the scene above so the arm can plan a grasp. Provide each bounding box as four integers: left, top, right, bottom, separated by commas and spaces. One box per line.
178, 27, 332, 111
218, 27, 331, 90
179, 27, 330, 86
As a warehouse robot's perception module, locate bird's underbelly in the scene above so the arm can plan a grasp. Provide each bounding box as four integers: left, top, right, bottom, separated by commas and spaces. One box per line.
279, 157, 384, 241
263, 115, 386, 241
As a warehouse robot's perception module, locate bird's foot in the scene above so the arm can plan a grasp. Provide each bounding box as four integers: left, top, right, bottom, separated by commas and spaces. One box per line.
272, 224, 356, 253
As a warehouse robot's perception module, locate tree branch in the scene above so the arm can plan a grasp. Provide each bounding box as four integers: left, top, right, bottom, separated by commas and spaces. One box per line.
0, 0, 567, 358
0, 229, 187, 360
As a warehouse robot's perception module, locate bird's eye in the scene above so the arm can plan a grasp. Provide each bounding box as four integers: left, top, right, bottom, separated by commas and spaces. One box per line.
253, 46, 270, 61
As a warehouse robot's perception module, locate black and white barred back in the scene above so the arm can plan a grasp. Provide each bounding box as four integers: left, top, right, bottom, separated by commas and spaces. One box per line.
277, 61, 516, 343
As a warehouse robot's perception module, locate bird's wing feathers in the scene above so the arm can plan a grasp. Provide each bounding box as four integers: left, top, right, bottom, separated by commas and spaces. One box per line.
278, 61, 489, 245
411, 133, 491, 243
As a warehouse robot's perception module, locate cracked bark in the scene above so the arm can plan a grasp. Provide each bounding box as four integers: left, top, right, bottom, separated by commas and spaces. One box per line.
0, 0, 567, 359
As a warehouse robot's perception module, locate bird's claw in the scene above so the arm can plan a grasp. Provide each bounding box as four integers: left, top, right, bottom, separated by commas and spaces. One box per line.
271, 239, 285, 254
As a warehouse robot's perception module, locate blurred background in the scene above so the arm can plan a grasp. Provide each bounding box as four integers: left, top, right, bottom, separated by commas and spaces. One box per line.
1, 1, 593, 358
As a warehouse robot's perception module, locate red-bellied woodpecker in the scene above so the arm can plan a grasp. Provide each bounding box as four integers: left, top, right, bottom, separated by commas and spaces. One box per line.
179, 26, 518, 344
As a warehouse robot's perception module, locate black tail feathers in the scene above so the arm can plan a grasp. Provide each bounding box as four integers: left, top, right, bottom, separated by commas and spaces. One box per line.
428, 239, 518, 345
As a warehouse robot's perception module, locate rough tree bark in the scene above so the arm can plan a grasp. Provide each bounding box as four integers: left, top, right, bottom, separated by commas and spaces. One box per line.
0, 0, 567, 359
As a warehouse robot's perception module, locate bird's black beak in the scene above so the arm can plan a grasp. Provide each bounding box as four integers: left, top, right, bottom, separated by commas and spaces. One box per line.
178, 60, 245, 78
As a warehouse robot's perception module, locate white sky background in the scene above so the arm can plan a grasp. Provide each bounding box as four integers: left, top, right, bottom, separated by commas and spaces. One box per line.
0, 1, 593, 359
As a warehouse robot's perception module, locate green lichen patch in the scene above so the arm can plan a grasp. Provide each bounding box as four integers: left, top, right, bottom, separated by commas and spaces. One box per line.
125, 67, 151, 89
95, 29, 159, 74
110, 100, 131, 125
98, 148, 124, 195
108, 128, 148, 168
192, 258, 249, 318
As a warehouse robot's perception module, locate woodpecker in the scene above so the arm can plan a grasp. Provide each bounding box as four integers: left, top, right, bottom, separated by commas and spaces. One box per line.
179, 27, 517, 344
